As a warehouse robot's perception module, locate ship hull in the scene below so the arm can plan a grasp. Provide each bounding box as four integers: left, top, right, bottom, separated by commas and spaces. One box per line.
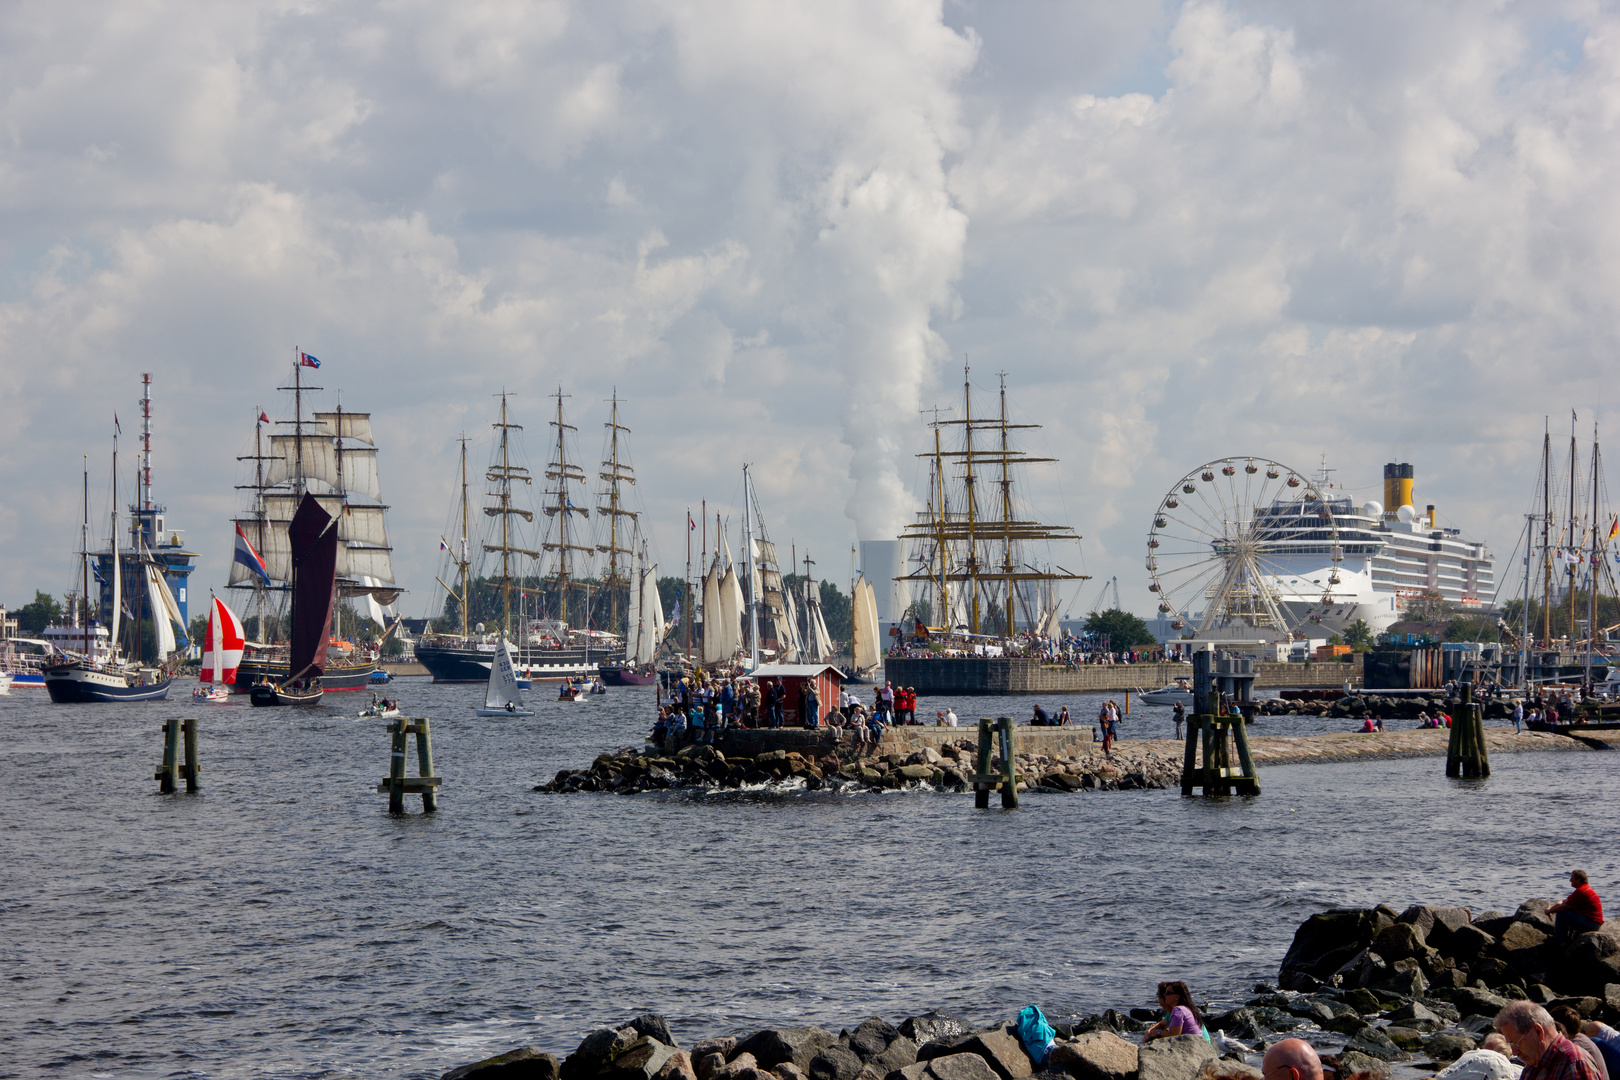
231, 656, 377, 693
414, 638, 622, 683
44, 665, 173, 703
598, 664, 658, 686
249, 683, 323, 707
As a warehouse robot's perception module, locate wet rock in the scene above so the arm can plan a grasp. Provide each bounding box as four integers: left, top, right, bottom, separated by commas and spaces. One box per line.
1449, 987, 1510, 1018
1334, 1051, 1390, 1080
1371, 958, 1428, 997
443, 1047, 560, 1080
1446, 925, 1497, 965
1373, 923, 1428, 962
1047, 1032, 1138, 1080
1340, 989, 1382, 1015
1206, 1009, 1263, 1040
1278, 909, 1383, 987
1336, 949, 1388, 989
564, 1026, 645, 1080
632, 1016, 679, 1049
924, 1054, 1003, 1080
1136, 1035, 1218, 1080
1398, 906, 1473, 949
737, 1029, 837, 1072
1323, 1014, 1366, 1035
1381, 1027, 1425, 1052
1382, 1001, 1442, 1030
1101, 1010, 1144, 1034
607, 1038, 681, 1080
810, 1045, 865, 1080
850, 1018, 916, 1069
1342, 1027, 1409, 1062
1424, 1034, 1478, 1062
900, 1012, 973, 1048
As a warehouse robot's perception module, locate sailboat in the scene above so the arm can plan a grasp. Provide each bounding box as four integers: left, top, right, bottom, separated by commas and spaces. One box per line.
193, 595, 246, 703
601, 534, 664, 685
229, 357, 398, 694
474, 637, 533, 716
45, 428, 178, 703
250, 494, 339, 706
848, 572, 881, 682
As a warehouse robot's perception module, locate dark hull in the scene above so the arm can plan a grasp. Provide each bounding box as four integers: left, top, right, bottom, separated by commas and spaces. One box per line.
415, 639, 623, 683
231, 656, 377, 693
45, 667, 173, 703
249, 683, 324, 707
599, 664, 658, 686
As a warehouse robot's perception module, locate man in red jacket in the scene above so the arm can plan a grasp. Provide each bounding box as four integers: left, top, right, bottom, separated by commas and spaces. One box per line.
1548, 869, 1604, 943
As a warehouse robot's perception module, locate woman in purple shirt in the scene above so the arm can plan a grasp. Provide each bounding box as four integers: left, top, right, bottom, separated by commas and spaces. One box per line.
1143, 981, 1208, 1042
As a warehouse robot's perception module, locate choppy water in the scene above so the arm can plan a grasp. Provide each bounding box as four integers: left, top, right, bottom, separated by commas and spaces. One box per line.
2, 678, 1614, 1080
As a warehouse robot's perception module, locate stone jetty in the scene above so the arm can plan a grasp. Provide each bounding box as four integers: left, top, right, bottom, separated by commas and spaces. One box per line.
443, 900, 1620, 1080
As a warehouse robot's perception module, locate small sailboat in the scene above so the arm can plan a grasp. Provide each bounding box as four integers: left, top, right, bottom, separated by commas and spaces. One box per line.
194, 596, 244, 703
475, 638, 534, 716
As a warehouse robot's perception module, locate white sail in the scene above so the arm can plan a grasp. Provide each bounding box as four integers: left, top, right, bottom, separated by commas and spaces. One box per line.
625, 558, 643, 663
645, 564, 665, 651
812, 603, 834, 661
109, 504, 121, 650
720, 566, 744, 659
145, 566, 176, 661
485, 638, 525, 710
312, 410, 375, 446
780, 588, 801, 662
853, 573, 881, 672
702, 565, 725, 665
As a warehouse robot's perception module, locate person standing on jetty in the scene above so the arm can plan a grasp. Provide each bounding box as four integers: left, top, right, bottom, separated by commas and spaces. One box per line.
1173, 701, 1186, 739
1142, 981, 1208, 1043
1548, 870, 1604, 944
1261, 1039, 1323, 1080
1497, 1001, 1601, 1080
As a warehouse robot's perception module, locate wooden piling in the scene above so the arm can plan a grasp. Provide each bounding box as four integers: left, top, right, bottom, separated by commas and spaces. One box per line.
378, 717, 442, 813
182, 717, 199, 793
1180, 691, 1259, 797
975, 718, 993, 809
1445, 685, 1490, 779
156, 717, 183, 794
971, 716, 1019, 809
998, 716, 1018, 809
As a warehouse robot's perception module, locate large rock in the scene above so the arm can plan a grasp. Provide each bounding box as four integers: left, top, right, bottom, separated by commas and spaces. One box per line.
900, 1012, 973, 1048
1136, 1035, 1217, 1080
1515, 901, 1554, 934
1398, 906, 1473, 949
1342, 1027, 1409, 1062
1278, 909, 1385, 985
715, 1055, 762, 1080
1445, 925, 1497, 965
565, 1028, 647, 1080
1373, 923, 1428, 962
1336, 949, 1388, 990
1425, 1034, 1478, 1063
736, 1029, 838, 1072
1370, 958, 1428, 997
607, 1039, 681, 1080
810, 1046, 865, 1080
444, 1047, 561, 1080
1450, 987, 1510, 1017
1333, 1051, 1389, 1080
1382, 1002, 1442, 1031
662, 1055, 698, 1080
922, 1055, 1003, 1080
1047, 1033, 1138, 1080
848, 1019, 917, 1071
951, 1027, 1033, 1080
696, 1040, 739, 1061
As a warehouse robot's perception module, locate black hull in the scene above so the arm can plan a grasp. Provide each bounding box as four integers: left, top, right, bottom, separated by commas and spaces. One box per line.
44, 669, 173, 703
414, 639, 623, 683
249, 683, 324, 707
231, 657, 377, 694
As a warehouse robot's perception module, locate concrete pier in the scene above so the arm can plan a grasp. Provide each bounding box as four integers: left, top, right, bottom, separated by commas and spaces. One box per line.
882, 656, 1360, 695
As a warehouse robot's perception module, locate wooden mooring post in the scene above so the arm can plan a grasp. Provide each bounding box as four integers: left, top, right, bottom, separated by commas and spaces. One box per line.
377, 717, 441, 813
155, 717, 200, 794
1445, 684, 1491, 778
1179, 692, 1261, 796
972, 716, 1019, 809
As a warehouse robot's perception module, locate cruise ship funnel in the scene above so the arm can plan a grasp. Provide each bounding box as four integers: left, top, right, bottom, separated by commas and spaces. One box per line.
1383, 462, 1414, 515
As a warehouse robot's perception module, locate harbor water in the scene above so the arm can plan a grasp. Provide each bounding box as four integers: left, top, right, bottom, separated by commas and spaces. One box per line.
2, 678, 1614, 1079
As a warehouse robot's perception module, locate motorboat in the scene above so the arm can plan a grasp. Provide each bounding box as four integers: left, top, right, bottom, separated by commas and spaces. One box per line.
1136, 678, 1194, 707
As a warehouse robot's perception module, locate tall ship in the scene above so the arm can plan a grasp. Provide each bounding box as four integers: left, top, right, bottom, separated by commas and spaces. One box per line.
414, 391, 627, 682
1144, 459, 1494, 642
227, 354, 399, 693
882, 366, 1089, 693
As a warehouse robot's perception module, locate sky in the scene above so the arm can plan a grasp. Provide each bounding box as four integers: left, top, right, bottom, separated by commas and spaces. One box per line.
1, 0, 1615, 624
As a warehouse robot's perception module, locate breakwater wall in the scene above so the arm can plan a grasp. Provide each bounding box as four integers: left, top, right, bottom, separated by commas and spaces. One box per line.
442, 898, 1620, 1080
883, 657, 1359, 695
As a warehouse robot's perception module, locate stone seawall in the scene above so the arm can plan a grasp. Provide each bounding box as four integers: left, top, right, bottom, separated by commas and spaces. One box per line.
883, 656, 1361, 695
709, 725, 1094, 758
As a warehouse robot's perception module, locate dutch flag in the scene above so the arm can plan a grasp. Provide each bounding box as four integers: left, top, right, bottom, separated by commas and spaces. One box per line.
234, 524, 272, 585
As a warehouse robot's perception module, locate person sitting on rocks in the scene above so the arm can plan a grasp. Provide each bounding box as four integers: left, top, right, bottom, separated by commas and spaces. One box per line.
1497, 1001, 1600, 1080
1581, 1022, 1620, 1080
1142, 980, 1208, 1043
1551, 1007, 1610, 1080
1436, 1034, 1523, 1080
1261, 1038, 1324, 1080
1548, 870, 1604, 944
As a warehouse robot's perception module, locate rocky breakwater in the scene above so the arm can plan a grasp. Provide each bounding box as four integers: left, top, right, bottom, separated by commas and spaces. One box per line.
1257, 693, 1551, 724
537, 741, 1183, 796
441, 1010, 1235, 1080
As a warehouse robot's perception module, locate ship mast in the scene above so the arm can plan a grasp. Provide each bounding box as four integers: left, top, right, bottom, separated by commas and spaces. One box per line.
1569, 416, 1579, 641
1586, 428, 1601, 684
459, 436, 470, 637
596, 390, 637, 632
485, 392, 536, 639
542, 387, 591, 626
1541, 423, 1552, 645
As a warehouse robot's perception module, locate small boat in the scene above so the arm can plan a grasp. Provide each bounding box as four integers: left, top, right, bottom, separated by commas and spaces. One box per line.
369, 669, 394, 684
357, 700, 401, 719
196, 596, 245, 704
557, 681, 585, 702
0, 673, 11, 695
475, 638, 534, 717
590, 680, 607, 696
250, 679, 323, 707
1137, 678, 1194, 707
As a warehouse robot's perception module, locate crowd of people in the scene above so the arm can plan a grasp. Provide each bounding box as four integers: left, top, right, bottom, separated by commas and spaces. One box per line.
885, 629, 1163, 667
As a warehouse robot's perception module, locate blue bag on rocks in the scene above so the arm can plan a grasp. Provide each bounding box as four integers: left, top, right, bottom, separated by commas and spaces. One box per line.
1016, 1004, 1056, 1066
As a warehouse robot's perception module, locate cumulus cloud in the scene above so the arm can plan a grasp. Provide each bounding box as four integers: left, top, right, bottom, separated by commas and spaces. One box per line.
1, 0, 1617, 620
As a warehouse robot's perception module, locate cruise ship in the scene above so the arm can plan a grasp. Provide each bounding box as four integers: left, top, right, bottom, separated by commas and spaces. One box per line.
1254, 463, 1494, 635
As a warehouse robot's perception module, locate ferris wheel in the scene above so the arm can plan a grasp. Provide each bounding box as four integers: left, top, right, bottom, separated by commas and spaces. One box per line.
1146, 458, 1342, 637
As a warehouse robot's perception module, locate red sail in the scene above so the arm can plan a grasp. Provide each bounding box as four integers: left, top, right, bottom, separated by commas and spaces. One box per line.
288, 494, 339, 680
200, 596, 246, 684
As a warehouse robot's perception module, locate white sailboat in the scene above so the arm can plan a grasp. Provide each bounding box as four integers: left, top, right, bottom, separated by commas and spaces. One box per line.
850, 572, 881, 680
475, 637, 533, 716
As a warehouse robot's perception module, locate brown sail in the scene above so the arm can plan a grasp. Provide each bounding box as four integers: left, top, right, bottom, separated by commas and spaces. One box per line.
288, 494, 339, 679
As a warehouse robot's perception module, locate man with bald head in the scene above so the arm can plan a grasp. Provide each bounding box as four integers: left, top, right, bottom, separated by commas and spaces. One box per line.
1263, 1039, 1324, 1080
1497, 1001, 1600, 1080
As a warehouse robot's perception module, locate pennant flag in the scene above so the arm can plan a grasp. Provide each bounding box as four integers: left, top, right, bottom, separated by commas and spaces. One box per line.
1609, 516, 1618, 543
258, 409, 270, 424
440, 538, 450, 552
234, 524, 272, 585
114, 413, 121, 434
671, 600, 682, 625
688, 515, 696, 531
299, 351, 321, 368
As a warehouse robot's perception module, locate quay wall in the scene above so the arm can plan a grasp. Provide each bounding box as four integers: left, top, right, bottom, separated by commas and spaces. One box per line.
882, 656, 1360, 695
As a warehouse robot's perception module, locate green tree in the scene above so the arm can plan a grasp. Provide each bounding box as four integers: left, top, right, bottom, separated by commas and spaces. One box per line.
1404, 589, 1451, 624
1342, 619, 1373, 652
188, 613, 209, 646
1083, 608, 1156, 648
819, 580, 851, 650
16, 590, 62, 633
